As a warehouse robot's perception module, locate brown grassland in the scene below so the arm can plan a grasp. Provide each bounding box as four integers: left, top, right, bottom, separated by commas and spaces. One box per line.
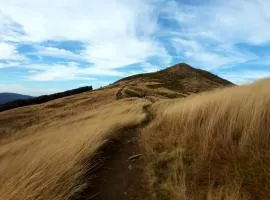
1, 65, 270, 200
141, 78, 270, 199
0, 87, 150, 200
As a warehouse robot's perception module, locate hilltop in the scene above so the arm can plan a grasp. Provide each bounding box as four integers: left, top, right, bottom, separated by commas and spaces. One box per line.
115, 63, 233, 99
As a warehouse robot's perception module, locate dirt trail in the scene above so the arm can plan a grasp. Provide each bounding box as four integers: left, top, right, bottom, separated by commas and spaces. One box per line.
77, 105, 154, 200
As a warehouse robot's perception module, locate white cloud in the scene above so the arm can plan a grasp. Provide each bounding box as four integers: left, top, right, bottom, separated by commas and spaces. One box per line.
0, 84, 61, 96
218, 70, 270, 84
171, 38, 255, 69
0, 13, 26, 42
83, 38, 171, 69
141, 63, 161, 73
164, 0, 270, 69
0, 0, 170, 77
27, 65, 83, 81
30, 46, 82, 61
0, 61, 22, 68
0, 42, 25, 61
171, 38, 230, 68
165, 0, 270, 45
25, 62, 124, 81
0, 0, 157, 42
1, 0, 270, 86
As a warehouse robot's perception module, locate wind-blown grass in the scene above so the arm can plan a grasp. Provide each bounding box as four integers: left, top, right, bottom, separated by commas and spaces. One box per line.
0, 98, 149, 200
141, 78, 270, 199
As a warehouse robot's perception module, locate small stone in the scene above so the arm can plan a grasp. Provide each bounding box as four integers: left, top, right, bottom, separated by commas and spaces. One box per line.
128, 154, 143, 161
128, 165, 132, 170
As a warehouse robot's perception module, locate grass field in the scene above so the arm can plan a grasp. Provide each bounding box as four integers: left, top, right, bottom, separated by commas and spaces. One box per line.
141, 78, 270, 199
0, 96, 150, 200
1, 65, 269, 200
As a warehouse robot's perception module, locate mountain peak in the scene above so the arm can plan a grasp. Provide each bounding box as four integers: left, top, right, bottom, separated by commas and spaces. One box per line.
115, 63, 234, 99
162, 63, 197, 73
165, 62, 193, 69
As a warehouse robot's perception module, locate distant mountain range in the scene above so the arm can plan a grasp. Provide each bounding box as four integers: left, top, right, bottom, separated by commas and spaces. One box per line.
0, 93, 33, 104
0, 86, 93, 112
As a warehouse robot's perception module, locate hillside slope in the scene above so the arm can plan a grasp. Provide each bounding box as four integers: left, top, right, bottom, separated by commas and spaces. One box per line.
141, 78, 270, 199
0, 63, 235, 200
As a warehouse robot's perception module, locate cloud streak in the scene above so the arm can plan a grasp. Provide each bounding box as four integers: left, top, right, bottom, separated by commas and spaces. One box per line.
0, 42, 26, 61
0, 0, 172, 82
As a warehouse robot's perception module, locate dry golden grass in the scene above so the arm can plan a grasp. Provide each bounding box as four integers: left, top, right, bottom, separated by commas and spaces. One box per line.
0, 96, 150, 200
141, 78, 270, 200
0, 64, 236, 200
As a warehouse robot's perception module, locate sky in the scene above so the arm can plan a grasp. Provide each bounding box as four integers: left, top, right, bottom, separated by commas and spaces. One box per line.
1, 0, 270, 96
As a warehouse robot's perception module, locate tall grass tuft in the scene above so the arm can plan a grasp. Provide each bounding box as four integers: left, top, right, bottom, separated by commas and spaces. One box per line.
141, 78, 270, 200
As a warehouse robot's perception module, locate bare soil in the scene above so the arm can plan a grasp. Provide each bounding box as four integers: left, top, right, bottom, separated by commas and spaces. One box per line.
83, 127, 150, 200
77, 105, 154, 200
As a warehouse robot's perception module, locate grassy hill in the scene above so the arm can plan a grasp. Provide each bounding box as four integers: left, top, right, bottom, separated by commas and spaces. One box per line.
115, 63, 233, 99
1, 63, 269, 200
141, 78, 270, 199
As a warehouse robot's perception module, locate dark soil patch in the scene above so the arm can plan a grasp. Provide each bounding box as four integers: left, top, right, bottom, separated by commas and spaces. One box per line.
79, 128, 149, 200
74, 105, 154, 200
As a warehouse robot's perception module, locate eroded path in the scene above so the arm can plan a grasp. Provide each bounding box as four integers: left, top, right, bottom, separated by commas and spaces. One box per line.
91, 128, 148, 200
78, 104, 154, 200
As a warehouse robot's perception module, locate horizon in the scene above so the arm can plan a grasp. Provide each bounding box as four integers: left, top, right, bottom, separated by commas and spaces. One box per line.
0, 62, 232, 96
1, 0, 270, 96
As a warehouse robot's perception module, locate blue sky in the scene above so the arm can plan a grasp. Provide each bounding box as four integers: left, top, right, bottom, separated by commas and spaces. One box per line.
1, 0, 270, 95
